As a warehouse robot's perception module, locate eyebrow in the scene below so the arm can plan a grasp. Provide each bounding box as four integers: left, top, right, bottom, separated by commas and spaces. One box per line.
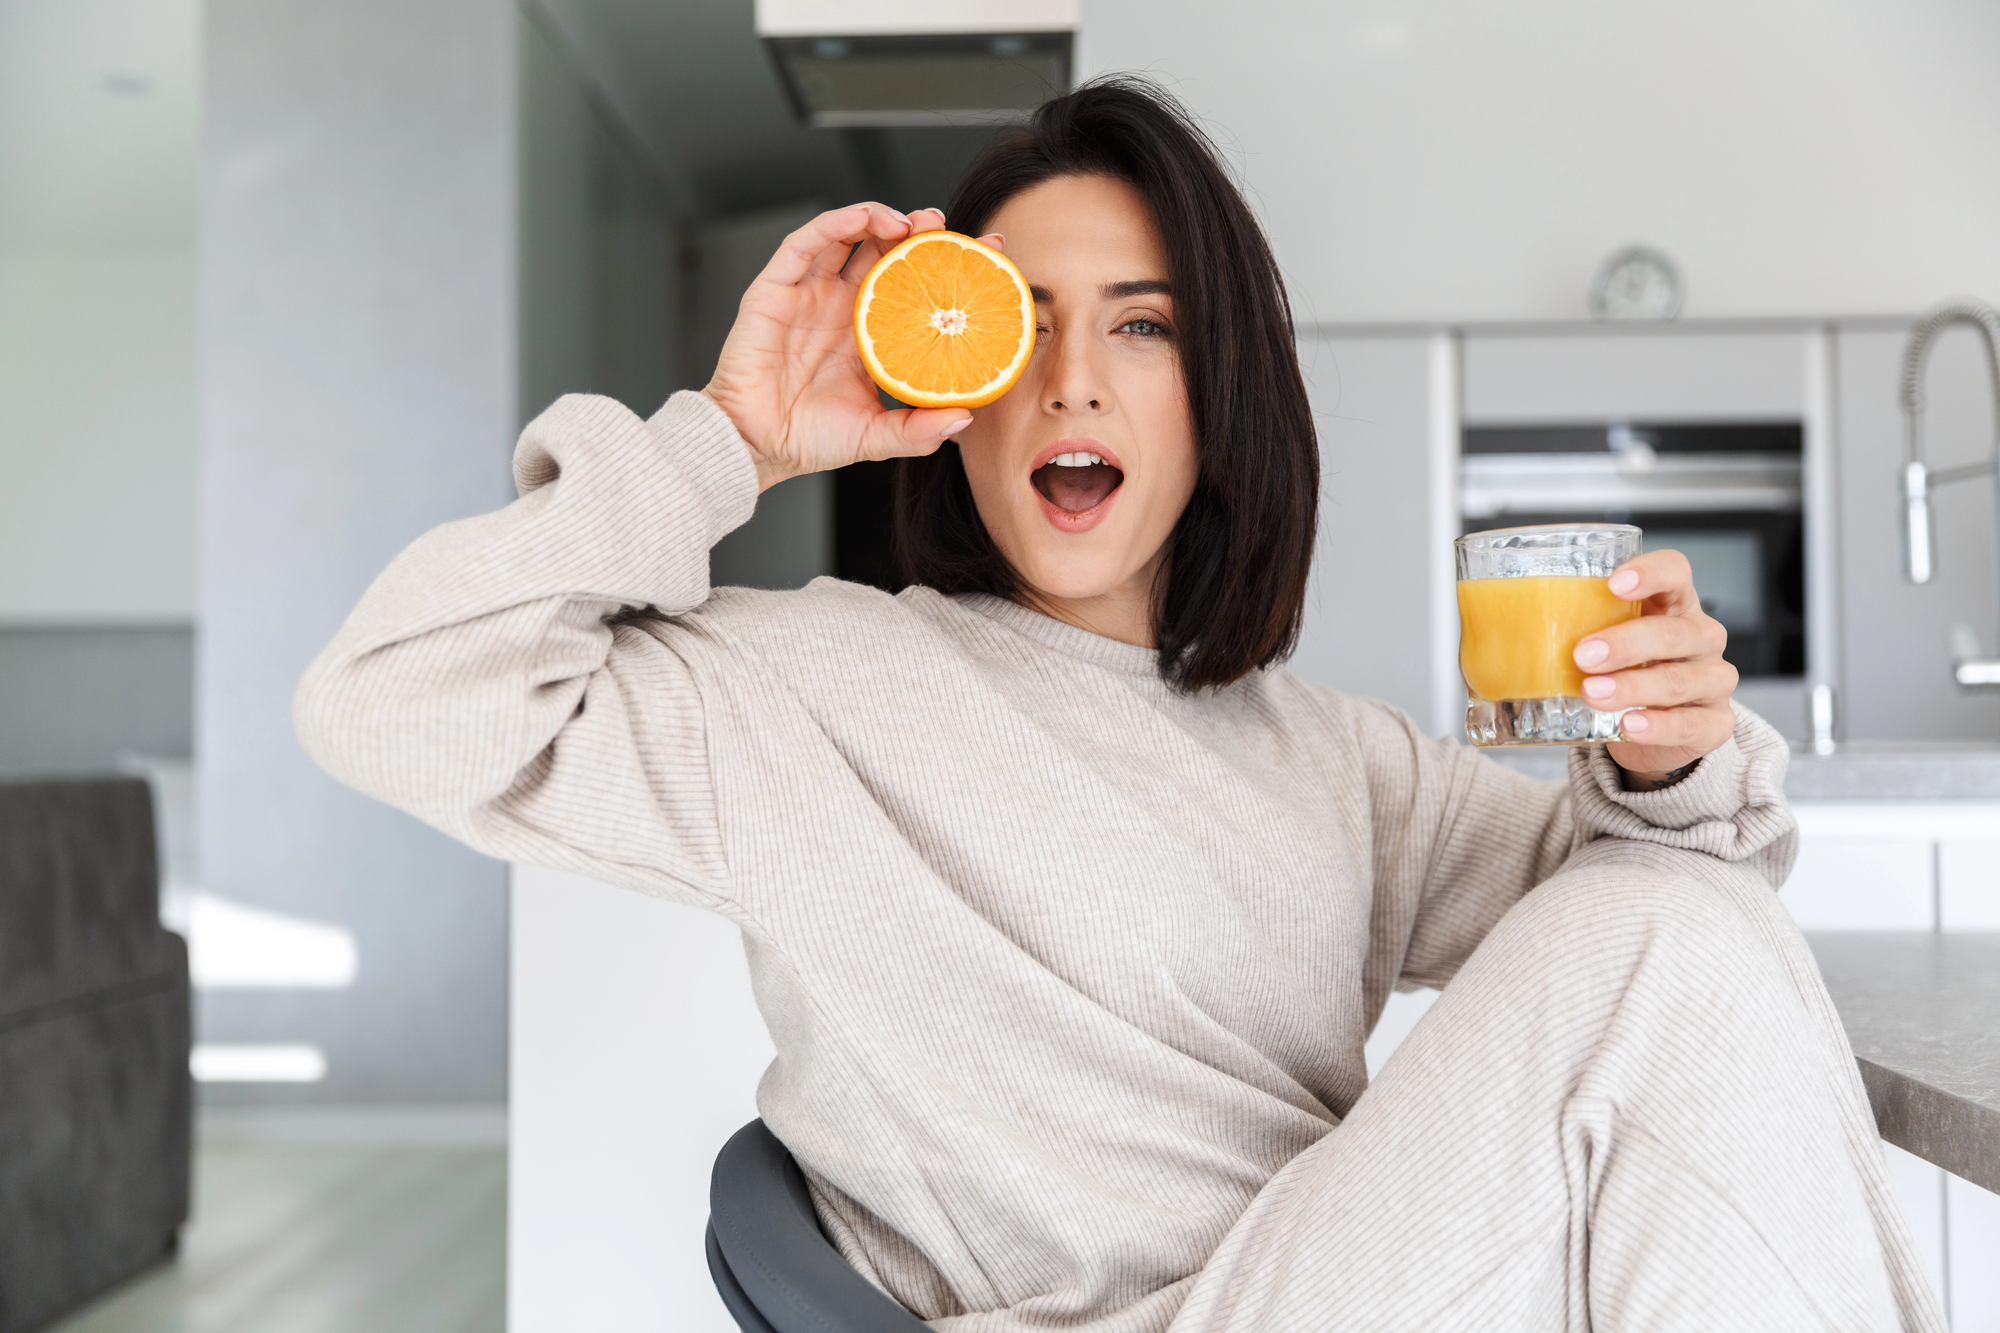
1027, 279, 1172, 302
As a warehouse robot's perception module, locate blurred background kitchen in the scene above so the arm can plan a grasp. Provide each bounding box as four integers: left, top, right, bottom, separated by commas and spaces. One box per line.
3, 0, 1998, 1330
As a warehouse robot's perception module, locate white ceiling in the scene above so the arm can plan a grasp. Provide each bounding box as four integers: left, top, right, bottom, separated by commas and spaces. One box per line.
538, 0, 864, 216
0, 0, 199, 248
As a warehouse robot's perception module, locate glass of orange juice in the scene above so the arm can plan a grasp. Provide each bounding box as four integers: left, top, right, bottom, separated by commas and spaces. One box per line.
1457, 524, 1643, 745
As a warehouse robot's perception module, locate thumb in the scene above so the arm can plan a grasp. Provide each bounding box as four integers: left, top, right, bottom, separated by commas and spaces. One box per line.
862, 407, 972, 461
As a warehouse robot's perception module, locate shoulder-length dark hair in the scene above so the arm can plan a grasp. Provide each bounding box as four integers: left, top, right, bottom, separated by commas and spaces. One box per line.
893, 75, 1318, 693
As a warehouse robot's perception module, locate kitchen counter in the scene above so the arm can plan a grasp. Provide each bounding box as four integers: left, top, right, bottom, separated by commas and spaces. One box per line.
1787, 741, 2000, 801
1809, 933, 2000, 1192
1480, 740, 2000, 801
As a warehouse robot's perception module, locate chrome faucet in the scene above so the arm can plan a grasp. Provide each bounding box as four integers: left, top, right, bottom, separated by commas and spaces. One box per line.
1899, 297, 2000, 689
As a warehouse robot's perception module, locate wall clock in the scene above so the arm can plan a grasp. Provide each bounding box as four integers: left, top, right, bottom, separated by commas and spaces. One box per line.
1590, 245, 1684, 320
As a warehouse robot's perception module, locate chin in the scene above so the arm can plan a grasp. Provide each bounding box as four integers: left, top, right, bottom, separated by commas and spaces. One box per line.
1011, 545, 1132, 603
1025, 570, 1122, 603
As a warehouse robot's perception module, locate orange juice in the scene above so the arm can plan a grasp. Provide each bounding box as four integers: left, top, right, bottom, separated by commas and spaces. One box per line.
1457, 575, 1638, 700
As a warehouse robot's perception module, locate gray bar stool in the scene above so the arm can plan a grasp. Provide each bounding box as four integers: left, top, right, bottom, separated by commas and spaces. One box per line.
707, 1119, 929, 1333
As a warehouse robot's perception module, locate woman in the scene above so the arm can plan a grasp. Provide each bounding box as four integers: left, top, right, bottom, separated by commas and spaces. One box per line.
298, 80, 1939, 1332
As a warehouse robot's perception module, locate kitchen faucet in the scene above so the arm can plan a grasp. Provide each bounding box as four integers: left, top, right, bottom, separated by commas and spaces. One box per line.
1899, 297, 2000, 689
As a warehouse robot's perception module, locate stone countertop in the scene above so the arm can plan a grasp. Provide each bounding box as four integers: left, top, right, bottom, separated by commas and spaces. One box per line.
1479, 740, 2000, 801
1808, 933, 2000, 1192
1786, 742, 2000, 801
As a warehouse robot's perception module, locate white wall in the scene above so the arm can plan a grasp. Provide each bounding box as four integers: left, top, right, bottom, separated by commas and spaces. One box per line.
693, 205, 837, 592
0, 0, 200, 624
1289, 335, 1435, 723
197, 0, 519, 1103
521, 11, 597, 423
193, 0, 695, 1108
0, 248, 196, 622
1081, 0, 2000, 323
521, 7, 686, 426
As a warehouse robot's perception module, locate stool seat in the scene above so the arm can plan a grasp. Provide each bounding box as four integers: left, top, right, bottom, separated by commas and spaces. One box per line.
707, 1119, 929, 1333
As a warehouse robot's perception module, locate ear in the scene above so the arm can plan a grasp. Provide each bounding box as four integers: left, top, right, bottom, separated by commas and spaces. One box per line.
977, 232, 1006, 252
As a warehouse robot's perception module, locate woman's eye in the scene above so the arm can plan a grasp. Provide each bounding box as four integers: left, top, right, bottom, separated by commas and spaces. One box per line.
1118, 318, 1170, 338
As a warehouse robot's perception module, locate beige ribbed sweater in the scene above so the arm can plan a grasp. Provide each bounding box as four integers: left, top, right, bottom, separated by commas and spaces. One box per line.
296, 390, 1804, 1331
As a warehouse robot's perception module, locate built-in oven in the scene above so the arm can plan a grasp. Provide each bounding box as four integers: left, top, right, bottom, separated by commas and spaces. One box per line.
1460, 422, 1804, 679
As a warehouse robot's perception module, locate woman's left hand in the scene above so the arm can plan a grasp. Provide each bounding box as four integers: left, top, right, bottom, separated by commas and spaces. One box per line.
1572, 550, 1739, 789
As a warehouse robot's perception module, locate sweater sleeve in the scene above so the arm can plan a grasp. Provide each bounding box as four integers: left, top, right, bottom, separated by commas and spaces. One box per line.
293, 390, 760, 904
1363, 700, 1797, 995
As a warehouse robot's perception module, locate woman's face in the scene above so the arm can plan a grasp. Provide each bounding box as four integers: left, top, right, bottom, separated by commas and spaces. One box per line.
955, 175, 1198, 610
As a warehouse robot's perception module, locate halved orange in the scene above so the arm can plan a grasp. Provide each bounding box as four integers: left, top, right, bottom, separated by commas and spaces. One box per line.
853, 231, 1035, 409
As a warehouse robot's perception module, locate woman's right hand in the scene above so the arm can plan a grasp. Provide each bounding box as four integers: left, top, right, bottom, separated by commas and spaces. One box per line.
702, 203, 975, 492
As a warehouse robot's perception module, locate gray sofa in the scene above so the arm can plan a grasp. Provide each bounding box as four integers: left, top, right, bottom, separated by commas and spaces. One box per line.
0, 777, 191, 1333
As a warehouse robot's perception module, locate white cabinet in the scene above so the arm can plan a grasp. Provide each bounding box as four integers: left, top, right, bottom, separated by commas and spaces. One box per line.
1950, 1173, 2000, 1331
1783, 835, 1936, 930
1783, 801, 2000, 931
1462, 330, 1806, 423
508, 864, 768, 1333
1940, 840, 2000, 930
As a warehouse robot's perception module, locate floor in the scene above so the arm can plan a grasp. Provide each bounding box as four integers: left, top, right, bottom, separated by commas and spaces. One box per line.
49, 1143, 505, 1333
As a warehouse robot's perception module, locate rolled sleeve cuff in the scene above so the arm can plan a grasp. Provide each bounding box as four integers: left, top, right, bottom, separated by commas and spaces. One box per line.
645, 390, 761, 546
1566, 702, 1796, 866
487, 390, 762, 619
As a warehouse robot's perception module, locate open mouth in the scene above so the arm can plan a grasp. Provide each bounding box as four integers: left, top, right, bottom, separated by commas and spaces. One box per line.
1030, 450, 1125, 515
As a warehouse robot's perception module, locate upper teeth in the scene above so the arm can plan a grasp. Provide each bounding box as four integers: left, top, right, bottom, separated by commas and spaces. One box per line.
1051, 452, 1106, 467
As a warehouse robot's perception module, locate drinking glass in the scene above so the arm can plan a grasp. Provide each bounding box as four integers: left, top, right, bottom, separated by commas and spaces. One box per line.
1456, 523, 1643, 745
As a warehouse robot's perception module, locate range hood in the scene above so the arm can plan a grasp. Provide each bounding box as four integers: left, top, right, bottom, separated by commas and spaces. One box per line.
755, 0, 1077, 128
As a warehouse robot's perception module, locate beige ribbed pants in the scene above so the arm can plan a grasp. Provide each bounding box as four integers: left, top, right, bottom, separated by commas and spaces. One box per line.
1169, 843, 1947, 1333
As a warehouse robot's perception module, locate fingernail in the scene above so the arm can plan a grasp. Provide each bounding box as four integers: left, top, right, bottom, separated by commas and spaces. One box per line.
1574, 638, 1609, 668
1609, 569, 1640, 596
1621, 710, 1650, 734
1582, 675, 1616, 700
939, 416, 972, 437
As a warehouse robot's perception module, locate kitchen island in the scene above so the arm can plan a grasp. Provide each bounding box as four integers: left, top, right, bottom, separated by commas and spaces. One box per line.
1809, 933, 2000, 1194
1480, 737, 2000, 801
1787, 740, 2000, 801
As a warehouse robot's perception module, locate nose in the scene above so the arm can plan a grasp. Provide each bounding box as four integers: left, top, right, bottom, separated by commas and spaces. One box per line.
1041, 327, 1108, 416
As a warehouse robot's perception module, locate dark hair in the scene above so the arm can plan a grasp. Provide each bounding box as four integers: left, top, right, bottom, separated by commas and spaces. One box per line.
892, 76, 1318, 692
